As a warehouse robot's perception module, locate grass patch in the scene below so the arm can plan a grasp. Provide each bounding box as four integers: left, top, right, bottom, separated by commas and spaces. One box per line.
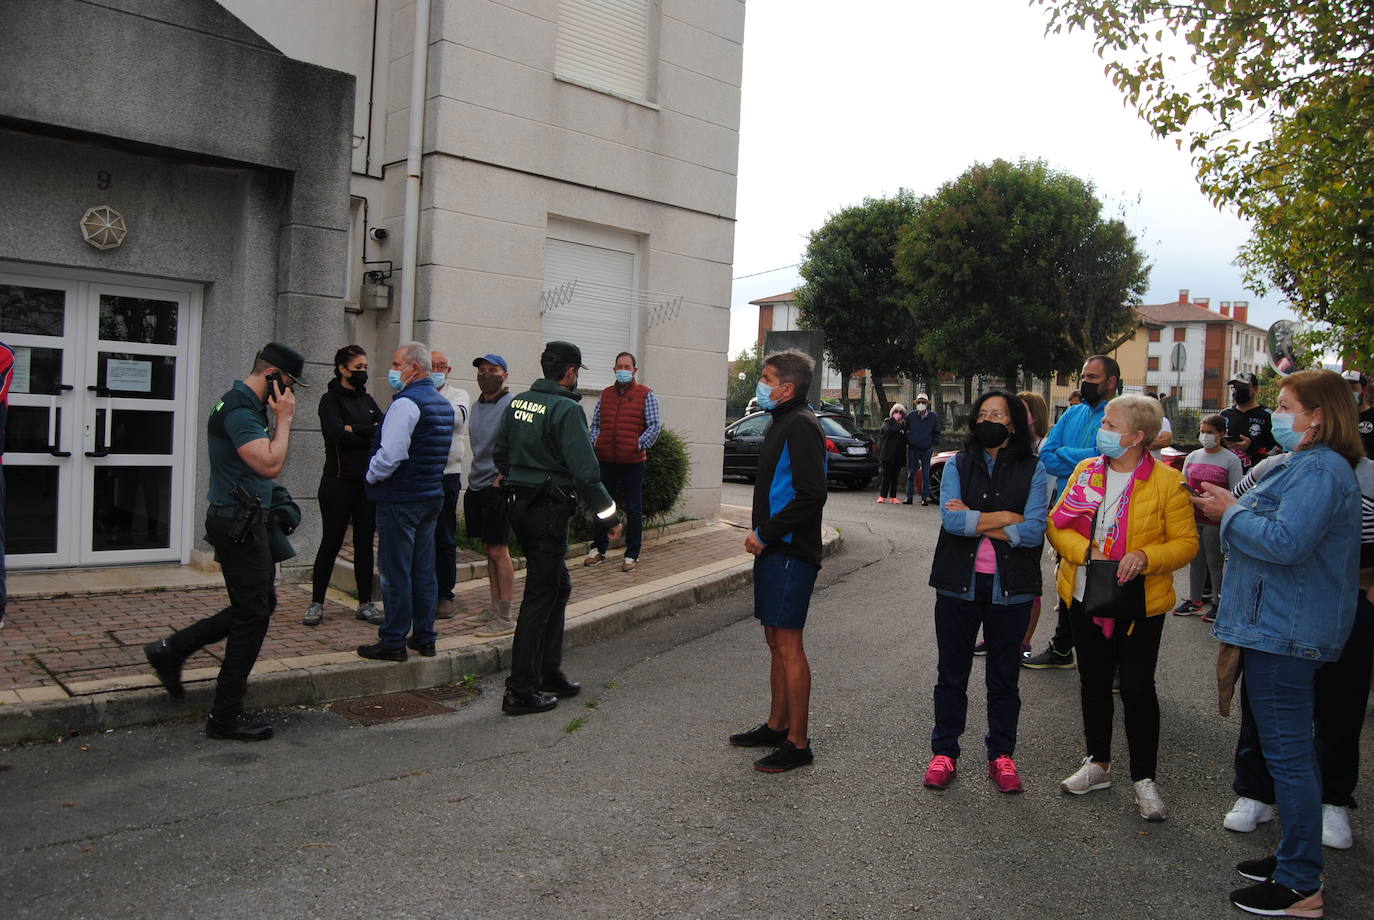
584, 699, 599, 709
602, 680, 619, 689
459, 673, 478, 690
562, 716, 589, 733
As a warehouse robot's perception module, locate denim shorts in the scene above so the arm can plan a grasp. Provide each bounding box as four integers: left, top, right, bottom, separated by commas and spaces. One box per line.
753, 551, 819, 630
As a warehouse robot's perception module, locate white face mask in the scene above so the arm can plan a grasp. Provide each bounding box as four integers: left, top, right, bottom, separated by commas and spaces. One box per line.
916, 402, 928, 412
1201, 433, 1219, 450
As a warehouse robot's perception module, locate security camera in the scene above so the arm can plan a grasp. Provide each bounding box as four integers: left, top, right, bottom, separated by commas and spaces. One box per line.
368, 227, 388, 242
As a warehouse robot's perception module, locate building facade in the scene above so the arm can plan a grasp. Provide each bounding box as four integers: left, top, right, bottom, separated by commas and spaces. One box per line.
1139, 289, 1267, 410
2, 0, 743, 576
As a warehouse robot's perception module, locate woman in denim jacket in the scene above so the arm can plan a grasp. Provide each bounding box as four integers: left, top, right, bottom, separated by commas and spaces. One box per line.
1192, 369, 1363, 918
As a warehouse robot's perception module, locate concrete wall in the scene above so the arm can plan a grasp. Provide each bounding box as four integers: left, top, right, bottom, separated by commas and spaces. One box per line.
0, 0, 356, 572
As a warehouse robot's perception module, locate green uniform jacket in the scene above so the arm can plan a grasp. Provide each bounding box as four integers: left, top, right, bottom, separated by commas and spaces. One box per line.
495, 378, 616, 517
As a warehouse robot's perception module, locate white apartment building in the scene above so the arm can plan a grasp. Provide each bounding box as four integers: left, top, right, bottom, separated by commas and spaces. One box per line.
1139, 290, 1268, 410
1, 0, 742, 576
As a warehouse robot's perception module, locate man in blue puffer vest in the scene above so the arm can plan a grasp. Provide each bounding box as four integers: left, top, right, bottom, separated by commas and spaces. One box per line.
1022, 354, 1117, 671
358, 341, 455, 661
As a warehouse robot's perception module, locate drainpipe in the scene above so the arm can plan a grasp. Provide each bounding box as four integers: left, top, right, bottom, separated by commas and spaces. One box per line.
399, 0, 432, 344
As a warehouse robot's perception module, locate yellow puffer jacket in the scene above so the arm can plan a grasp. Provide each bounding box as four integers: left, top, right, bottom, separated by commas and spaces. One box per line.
1047, 457, 1199, 616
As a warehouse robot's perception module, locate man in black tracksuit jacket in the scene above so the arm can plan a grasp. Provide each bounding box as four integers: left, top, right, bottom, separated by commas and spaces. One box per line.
729, 349, 828, 773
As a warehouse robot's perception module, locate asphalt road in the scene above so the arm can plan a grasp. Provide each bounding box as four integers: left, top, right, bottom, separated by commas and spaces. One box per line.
2, 481, 1371, 919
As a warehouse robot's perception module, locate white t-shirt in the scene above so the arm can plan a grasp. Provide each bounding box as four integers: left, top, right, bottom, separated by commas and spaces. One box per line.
1073, 466, 1132, 601
1149, 415, 1173, 462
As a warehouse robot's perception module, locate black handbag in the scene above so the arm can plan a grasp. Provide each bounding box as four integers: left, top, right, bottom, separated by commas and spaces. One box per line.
1080, 502, 1147, 621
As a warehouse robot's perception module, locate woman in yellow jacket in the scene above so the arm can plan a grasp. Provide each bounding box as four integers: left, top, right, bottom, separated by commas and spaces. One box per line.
1047, 394, 1198, 822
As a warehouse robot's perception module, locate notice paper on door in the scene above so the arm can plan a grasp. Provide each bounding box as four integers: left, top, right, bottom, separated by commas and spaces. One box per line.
106, 358, 153, 392
11, 346, 30, 394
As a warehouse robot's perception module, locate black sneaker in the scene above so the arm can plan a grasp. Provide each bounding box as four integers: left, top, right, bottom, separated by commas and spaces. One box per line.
754, 740, 814, 773
406, 638, 436, 657
729, 723, 788, 747
356, 642, 407, 662
143, 639, 185, 699
502, 689, 558, 715
1236, 854, 1279, 882
1230, 879, 1323, 917
1022, 645, 1074, 669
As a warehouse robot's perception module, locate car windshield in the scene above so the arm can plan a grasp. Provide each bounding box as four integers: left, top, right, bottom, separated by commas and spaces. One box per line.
818, 415, 860, 438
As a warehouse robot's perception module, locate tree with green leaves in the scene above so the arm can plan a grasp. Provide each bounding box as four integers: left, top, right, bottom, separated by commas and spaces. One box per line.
726, 342, 763, 410
896, 159, 1149, 386
794, 191, 922, 416
1034, 0, 1374, 363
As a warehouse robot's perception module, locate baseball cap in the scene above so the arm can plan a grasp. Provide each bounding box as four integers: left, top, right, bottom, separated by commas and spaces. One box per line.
259, 342, 309, 386
1228, 371, 1258, 388
1342, 369, 1367, 385
472, 353, 508, 372
542, 340, 586, 369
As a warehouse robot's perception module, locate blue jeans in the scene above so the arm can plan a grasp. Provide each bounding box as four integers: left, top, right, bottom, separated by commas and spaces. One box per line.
375, 497, 442, 648
932, 575, 1032, 760
593, 461, 644, 558
906, 446, 933, 501
435, 473, 461, 599
1243, 648, 1324, 890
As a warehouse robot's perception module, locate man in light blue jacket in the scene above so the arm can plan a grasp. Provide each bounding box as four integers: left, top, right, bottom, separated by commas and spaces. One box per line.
1022, 355, 1118, 670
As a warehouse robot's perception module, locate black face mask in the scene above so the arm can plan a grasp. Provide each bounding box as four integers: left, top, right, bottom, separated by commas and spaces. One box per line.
478, 373, 505, 396
1079, 380, 1103, 406
347, 370, 368, 389
1232, 387, 1251, 404
973, 420, 1009, 449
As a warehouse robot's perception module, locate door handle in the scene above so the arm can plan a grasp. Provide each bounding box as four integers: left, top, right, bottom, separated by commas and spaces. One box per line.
48, 384, 73, 457
85, 385, 113, 457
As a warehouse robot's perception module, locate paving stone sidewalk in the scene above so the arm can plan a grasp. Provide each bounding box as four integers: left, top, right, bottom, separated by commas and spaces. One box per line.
0, 512, 756, 703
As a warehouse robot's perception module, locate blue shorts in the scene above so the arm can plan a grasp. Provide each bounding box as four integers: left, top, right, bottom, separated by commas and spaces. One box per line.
753, 552, 819, 630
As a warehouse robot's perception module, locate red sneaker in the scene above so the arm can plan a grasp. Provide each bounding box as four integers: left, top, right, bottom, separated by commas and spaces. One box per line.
923, 754, 957, 789
987, 754, 1024, 794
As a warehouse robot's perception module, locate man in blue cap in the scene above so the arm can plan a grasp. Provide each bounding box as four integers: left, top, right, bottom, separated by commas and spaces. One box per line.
463, 353, 519, 637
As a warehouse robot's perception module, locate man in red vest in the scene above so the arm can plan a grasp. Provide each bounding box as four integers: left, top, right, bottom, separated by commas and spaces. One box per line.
587, 352, 661, 572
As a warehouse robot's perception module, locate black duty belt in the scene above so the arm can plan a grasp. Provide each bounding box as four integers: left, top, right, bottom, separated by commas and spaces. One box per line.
206, 504, 269, 523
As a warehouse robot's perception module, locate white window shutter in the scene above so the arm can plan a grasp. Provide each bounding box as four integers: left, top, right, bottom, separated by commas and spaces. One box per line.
555, 0, 651, 100
542, 237, 635, 390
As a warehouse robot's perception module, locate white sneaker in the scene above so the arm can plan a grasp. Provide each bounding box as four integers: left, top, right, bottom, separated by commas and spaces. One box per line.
462, 606, 495, 626
584, 550, 605, 567
1223, 796, 1275, 833
1133, 778, 1167, 822
1323, 804, 1353, 849
1060, 756, 1111, 795
472, 616, 516, 638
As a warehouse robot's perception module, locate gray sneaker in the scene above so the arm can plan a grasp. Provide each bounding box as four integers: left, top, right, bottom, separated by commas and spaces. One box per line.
473, 616, 517, 638
356, 601, 384, 625
303, 602, 324, 627
462, 607, 495, 627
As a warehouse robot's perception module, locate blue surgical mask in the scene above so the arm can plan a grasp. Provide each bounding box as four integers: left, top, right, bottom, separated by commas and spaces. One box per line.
387, 369, 405, 391
755, 379, 779, 411
430, 372, 447, 387
614, 369, 634, 385
1096, 426, 1130, 459
1271, 413, 1305, 452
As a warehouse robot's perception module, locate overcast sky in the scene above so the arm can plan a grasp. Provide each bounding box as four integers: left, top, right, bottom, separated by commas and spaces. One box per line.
726, 0, 1296, 357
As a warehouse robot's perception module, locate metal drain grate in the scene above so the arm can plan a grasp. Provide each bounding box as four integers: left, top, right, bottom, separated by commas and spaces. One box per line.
414, 684, 480, 703
330, 692, 457, 725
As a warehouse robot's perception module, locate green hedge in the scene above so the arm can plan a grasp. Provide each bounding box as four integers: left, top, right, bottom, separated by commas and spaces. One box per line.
569, 427, 692, 542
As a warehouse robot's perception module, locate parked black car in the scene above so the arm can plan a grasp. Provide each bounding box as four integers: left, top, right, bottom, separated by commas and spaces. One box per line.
723, 409, 878, 489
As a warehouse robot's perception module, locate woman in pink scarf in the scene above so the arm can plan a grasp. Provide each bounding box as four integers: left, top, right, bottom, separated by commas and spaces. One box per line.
1046, 394, 1197, 822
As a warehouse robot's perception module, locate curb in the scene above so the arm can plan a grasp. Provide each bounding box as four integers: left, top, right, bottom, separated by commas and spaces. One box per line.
0, 526, 841, 745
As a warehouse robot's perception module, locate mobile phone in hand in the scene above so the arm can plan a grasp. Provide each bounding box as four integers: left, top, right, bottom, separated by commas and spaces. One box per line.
265, 371, 286, 401
1180, 481, 1205, 498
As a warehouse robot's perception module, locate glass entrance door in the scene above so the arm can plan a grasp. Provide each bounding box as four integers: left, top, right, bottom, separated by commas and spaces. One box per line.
1, 266, 199, 569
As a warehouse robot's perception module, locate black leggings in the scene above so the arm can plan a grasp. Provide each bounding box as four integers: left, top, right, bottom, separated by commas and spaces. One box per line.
879, 462, 902, 499
311, 476, 376, 603
1070, 601, 1164, 781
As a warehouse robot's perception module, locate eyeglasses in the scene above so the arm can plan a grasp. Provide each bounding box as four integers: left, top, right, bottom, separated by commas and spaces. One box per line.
976, 410, 1011, 421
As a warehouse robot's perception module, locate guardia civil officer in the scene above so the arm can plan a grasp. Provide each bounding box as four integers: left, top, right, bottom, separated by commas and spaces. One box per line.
494, 341, 621, 715
143, 343, 305, 741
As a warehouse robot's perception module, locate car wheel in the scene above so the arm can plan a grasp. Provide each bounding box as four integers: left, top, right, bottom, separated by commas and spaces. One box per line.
928, 465, 943, 502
